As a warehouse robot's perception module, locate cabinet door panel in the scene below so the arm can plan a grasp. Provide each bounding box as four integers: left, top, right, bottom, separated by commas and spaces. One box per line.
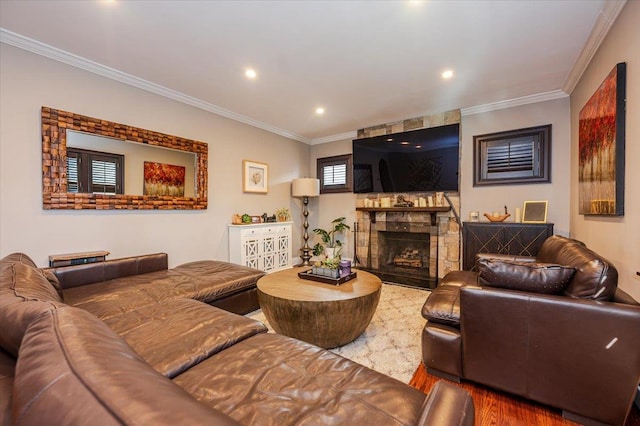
463, 223, 553, 270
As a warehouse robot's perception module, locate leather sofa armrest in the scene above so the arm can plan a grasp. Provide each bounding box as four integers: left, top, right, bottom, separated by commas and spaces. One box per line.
48, 253, 168, 289
459, 286, 640, 425
416, 380, 474, 426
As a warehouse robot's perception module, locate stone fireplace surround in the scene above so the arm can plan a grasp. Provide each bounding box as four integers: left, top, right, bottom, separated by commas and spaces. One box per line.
354, 193, 461, 289
353, 109, 462, 288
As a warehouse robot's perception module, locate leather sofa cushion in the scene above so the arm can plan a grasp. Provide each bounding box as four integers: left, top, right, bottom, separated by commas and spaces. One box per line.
0, 257, 65, 356
104, 298, 267, 378
13, 307, 239, 426
536, 236, 617, 300
174, 332, 428, 426
478, 258, 575, 295
536, 235, 585, 263
440, 270, 478, 287
0, 348, 15, 425
63, 260, 264, 320
421, 285, 462, 327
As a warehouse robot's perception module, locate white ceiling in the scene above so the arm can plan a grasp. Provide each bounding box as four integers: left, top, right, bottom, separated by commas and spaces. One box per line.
0, 0, 624, 143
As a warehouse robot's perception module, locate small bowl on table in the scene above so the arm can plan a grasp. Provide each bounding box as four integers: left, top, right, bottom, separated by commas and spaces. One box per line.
483, 213, 510, 222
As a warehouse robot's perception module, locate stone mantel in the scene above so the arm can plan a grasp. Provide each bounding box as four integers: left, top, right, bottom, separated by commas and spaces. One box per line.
356, 207, 450, 224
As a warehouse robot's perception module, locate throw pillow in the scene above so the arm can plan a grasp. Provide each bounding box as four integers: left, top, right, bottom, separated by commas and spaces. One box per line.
478, 258, 576, 294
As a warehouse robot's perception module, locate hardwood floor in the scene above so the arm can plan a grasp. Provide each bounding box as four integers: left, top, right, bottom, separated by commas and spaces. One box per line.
409, 363, 640, 426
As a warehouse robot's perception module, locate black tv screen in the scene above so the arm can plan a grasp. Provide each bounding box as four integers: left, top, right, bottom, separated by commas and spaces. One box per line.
352, 124, 460, 193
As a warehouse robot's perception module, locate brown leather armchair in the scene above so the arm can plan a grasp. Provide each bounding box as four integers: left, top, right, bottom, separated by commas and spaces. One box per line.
421, 235, 640, 426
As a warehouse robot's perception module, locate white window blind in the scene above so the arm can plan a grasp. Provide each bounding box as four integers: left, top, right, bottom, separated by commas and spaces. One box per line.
317, 154, 353, 194
67, 156, 79, 193
91, 159, 118, 194
323, 163, 347, 186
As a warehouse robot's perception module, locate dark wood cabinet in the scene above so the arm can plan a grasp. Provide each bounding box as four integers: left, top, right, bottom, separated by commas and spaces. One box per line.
462, 222, 554, 270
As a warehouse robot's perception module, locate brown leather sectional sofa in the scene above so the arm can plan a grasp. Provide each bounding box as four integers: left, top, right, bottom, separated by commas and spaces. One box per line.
1, 252, 475, 425
421, 235, 640, 425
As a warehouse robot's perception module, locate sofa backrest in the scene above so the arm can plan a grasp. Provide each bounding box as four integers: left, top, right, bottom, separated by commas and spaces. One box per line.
13, 307, 240, 426
0, 253, 66, 356
536, 235, 617, 301
48, 252, 169, 289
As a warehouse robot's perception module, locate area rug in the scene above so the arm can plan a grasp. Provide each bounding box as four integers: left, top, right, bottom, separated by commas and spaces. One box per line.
247, 283, 430, 383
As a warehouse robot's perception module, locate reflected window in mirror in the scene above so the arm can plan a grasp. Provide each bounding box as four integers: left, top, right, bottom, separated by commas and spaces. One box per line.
67, 148, 124, 194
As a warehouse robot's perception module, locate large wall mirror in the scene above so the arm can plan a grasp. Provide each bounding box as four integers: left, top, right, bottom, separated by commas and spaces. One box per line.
41, 106, 208, 210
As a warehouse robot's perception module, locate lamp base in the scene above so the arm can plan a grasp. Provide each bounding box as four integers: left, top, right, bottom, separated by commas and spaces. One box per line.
297, 248, 313, 267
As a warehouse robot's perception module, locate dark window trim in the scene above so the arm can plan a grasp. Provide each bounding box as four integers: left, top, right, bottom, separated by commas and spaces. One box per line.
473, 124, 551, 186
317, 154, 353, 194
67, 147, 124, 194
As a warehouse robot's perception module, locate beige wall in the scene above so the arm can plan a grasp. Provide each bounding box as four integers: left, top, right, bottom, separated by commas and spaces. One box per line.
460, 97, 572, 236
0, 45, 310, 267
310, 139, 357, 260
570, 1, 640, 300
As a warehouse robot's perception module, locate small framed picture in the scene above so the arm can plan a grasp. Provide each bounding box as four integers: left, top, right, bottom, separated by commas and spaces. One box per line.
522, 201, 548, 223
243, 160, 268, 193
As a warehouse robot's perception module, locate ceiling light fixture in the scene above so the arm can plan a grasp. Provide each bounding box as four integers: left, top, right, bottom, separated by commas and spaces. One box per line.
442, 69, 454, 79
315, 107, 325, 115
245, 69, 257, 79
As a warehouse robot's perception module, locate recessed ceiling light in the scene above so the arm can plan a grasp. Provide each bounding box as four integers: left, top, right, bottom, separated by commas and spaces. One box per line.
401, 141, 409, 145
442, 69, 454, 79
245, 69, 257, 79
416, 145, 422, 149
315, 107, 325, 115
386, 138, 394, 142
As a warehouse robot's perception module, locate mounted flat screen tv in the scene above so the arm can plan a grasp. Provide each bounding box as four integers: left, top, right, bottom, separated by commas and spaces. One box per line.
352, 124, 460, 193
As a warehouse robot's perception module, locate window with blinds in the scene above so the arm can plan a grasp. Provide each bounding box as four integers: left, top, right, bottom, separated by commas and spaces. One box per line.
484, 137, 537, 179
474, 124, 551, 186
317, 154, 353, 193
66, 148, 124, 194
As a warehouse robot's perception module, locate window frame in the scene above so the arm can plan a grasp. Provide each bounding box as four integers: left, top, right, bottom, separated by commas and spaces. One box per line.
473, 124, 551, 186
67, 147, 124, 195
317, 154, 353, 194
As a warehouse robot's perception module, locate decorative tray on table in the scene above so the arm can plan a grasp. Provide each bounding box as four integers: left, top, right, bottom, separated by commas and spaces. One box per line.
298, 270, 357, 286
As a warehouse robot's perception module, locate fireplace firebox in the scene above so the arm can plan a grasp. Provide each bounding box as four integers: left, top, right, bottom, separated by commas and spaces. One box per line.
367, 221, 437, 289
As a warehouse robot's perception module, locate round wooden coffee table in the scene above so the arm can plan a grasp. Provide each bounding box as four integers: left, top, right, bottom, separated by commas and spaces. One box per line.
257, 268, 382, 349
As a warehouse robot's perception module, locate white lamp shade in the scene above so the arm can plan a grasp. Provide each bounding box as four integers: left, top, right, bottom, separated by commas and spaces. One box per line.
292, 178, 320, 197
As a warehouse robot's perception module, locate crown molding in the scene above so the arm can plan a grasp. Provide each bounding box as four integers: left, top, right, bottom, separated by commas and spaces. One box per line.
562, 0, 627, 95
0, 28, 311, 144
310, 131, 358, 145
460, 90, 568, 116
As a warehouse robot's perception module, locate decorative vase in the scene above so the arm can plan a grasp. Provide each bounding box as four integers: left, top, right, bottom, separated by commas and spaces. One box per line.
325, 247, 337, 259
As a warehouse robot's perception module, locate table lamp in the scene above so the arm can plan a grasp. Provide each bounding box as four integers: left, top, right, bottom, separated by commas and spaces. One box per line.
292, 178, 320, 266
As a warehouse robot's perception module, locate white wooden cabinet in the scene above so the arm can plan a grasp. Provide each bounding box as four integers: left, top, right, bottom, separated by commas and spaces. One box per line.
228, 222, 292, 273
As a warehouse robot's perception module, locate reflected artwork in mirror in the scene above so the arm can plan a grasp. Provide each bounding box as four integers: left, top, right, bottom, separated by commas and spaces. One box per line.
41, 106, 207, 210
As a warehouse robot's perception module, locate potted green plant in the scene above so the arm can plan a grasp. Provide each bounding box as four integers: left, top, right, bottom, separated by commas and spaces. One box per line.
313, 217, 350, 259
275, 207, 291, 222
321, 257, 341, 278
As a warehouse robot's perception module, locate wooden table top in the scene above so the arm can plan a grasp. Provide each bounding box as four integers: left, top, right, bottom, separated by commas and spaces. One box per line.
257, 268, 382, 302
